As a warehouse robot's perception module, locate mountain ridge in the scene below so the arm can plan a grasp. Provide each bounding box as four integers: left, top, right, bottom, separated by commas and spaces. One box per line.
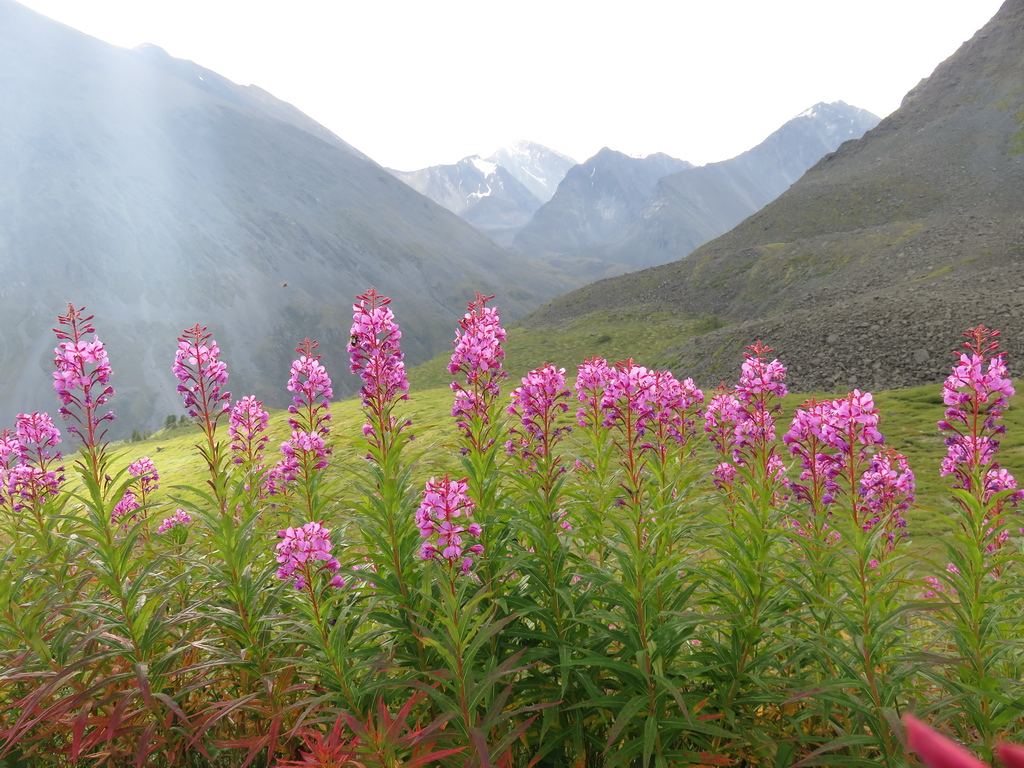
590, 101, 880, 271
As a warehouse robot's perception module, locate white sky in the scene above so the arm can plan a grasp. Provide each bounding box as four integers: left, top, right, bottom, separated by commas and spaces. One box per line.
13, 0, 1006, 170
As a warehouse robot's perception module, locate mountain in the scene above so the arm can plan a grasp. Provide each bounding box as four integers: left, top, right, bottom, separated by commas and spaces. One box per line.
390, 142, 577, 246
487, 141, 578, 203
390, 157, 543, 246
593, 102, 880, 271
513, 150, 693, 258
520, 0, 1024, 393
0, 0, 570, 432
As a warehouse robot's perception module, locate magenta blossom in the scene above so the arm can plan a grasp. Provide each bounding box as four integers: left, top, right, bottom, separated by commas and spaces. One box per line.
858, 448, 913, 551
275, 521, 345, 590
703, 342, 789, 499
157, 508, 191, 535
938, 326, 1014, 502
111, 489, 140, 532
575, 357, 614, 429
128, 456, 159, 506
278, 339, 333, 485
416, 476, 483, 574
704, 388, 745, 458
173, 324, 231, 427
449, 292, 508, 440
783, 399, 843, 510
506, 364, 572, 463
4, 414, 65, 511
737, 348, 788, 402
643, 371, 704, 455
348, 287, 409, 410
52, 304, 115, 446
229, 396, 270, 467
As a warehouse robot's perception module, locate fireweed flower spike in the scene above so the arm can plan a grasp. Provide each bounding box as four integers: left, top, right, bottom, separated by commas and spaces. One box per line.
643, 370, 704, 459
448, 292, 507, 445
575, 357, 614, 429
272, 339, 333, 505
783, 399, 843, 515
53, 304, 115, 484
6, 413, 65, 513
704, 342, 788, 493
111, 490, 140, 533
174, 324, 232, 507
228, 396, 270, 469
173, 324, 231, 430
507, 364, 572, 467
938, 326, 1016, 504
416, 476, 483, 575
157, 508, 191, 535
275, 521, 345, 590
127, 456, 159, 507
858, 447, 913, 553
348, 288, 409, 457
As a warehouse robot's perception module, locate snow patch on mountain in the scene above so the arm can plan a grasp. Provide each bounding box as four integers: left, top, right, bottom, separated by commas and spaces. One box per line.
470, 157, 497, 177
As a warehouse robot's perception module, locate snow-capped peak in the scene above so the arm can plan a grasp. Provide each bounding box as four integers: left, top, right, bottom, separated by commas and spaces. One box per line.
470, 156, 498, 177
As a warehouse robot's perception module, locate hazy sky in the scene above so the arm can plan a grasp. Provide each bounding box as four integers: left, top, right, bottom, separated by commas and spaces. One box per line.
14, 0, 1006, 170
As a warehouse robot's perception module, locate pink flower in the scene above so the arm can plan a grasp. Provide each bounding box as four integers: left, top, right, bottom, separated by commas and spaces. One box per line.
4, 414, 65, 510
229, 396, 270, 467
737, 346, 788, 402
275, 521, 344, 590
52, 304, 115, 445
643, 372, 704, 452
704, 389, 745, 457
16, 412, 62, 455
128, 456, 159, 505
938, 326, 1014, 500
5, 464, 63, 512
157, 508, 191, 535
783, 399, 842, 510
507, 364, 572, 462
827, 390, 884, 451
711, 461, 738, 490
923, 563, 961, 599
111, 489, 140, 531
348, 287, 409, 409
279, 339, 333, 480
703, 343, 788, 492
575, 357, 614, 428
449, 292, 507, 439
858, 448, 914, 548
416, 476, 483, 573
173, 324, 231, 428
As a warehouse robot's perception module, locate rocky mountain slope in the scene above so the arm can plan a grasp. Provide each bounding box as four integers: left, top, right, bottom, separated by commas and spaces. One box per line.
390, 156, 543, 246
487, 141, 578, 203
391, 142, 577, 246
513, 150, 693, 257
521, 0, 1024, 393
0, 0, 569, 431
594, 102, 879, 271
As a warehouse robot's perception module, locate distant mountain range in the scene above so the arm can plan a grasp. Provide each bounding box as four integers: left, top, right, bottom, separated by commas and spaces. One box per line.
588, 102, 880, 272
390, 142, 576, 246
0, 0, 571, 432
513, 150, 694, 258
515, 102, 879, 275
396, 105, 880, 281
521, 0, 1024, 393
